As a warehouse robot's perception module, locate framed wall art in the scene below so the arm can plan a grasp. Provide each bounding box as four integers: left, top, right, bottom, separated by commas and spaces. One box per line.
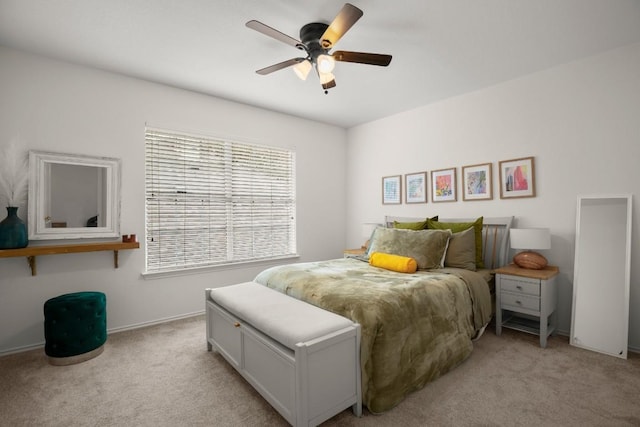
382, 175, 402, 204
405, 172, 427, 204
462, 162, 492, 201
431, 168, 456, 203
499, 156, 535, 199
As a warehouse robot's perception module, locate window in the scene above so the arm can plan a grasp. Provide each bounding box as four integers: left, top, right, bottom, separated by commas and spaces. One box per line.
145, 128, 296, 273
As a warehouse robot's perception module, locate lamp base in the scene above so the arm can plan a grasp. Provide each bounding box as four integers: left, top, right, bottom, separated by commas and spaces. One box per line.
513, 251, 548, 270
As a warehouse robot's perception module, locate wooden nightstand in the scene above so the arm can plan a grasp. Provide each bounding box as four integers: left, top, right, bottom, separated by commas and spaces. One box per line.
343, 248, 366, 258
495, 264, 559, 348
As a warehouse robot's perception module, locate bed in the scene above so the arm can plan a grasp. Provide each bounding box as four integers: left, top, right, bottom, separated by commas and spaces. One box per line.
254, 216, 512, 413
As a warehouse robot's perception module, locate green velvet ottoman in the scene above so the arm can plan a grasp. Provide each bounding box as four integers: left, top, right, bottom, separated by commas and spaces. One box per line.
44, 291, 107, 366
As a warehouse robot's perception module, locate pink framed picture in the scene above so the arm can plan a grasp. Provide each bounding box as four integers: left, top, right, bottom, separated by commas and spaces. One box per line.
499, 157, 535, 199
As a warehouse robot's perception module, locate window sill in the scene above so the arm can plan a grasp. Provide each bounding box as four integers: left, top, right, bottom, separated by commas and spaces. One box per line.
140, 254, 300, 280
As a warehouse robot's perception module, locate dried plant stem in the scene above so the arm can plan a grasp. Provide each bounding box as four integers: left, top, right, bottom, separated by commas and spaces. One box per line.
0, 138, 29, 208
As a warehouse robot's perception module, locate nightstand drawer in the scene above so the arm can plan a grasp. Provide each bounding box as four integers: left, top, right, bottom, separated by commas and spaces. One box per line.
501, 292, 540, 312
500, 277, 540, 296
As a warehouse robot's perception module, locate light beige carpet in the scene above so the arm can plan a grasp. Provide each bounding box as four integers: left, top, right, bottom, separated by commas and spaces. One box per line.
1, 315, 639, 426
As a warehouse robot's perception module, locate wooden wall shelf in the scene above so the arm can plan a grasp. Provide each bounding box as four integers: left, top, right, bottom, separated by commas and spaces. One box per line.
0, 241, 140, 275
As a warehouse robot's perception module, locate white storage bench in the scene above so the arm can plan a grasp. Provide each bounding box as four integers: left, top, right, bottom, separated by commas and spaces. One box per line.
206, 282, 362, 427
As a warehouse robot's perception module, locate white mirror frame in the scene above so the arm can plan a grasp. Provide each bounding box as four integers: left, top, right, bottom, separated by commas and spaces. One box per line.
28, 150, 121, 240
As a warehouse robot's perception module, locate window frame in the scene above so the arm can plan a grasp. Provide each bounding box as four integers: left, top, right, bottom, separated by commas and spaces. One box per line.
143, 128, 298, 277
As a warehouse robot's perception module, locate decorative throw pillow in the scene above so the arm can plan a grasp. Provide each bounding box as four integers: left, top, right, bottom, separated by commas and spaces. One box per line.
443, 226, 476, 270
369, 252, 418, 273
426, 217, 484, 268
367, 227, 451, 270
393, 216, 438, 230
393, 220, 427, 230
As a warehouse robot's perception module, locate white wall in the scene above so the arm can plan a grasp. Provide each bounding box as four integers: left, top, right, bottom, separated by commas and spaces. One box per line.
346, 43, 640, 348
0, 47, 347, 354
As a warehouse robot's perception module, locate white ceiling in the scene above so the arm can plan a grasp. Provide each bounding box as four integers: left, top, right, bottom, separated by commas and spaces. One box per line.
1, 0, 640, 128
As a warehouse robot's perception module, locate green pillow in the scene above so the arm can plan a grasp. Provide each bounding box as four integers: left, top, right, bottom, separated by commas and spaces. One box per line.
393, 216, 438, 230
426, 217, 484, 268
394, 219, 427, 230
443, 226, 476, 271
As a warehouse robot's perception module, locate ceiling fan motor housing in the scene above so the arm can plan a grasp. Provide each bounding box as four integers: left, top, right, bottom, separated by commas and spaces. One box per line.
299, 22, 331, 60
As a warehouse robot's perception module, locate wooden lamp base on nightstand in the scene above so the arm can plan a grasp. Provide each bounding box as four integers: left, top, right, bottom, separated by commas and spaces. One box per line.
513, 251, 548, 270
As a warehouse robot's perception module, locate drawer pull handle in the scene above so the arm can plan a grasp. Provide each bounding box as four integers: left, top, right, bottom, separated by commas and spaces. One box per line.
234, 322, 241, 328
516, 286, 523, 290
515, 300, 522, 305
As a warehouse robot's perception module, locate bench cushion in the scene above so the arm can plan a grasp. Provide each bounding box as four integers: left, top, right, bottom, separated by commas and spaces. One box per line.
209, 282, 354, 349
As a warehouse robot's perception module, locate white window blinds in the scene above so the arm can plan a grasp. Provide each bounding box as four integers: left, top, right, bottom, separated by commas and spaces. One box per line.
145, 128, 296, 273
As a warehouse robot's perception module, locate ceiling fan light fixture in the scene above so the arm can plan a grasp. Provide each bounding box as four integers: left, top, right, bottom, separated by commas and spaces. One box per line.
318, 72, 335, 85
293, 59, 312, 80
247, 3, 392, 90
316, 54, 335, 73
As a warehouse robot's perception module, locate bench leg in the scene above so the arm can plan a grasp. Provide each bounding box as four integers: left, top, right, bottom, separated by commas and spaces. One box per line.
352, 401, 362, 417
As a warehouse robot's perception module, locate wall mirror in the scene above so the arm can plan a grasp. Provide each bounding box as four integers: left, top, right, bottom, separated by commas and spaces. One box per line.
28, 150, 121, 240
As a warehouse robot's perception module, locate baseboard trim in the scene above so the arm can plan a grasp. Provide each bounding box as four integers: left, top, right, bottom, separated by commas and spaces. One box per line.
106, 310, 205, 335
0, 342, 45, 357
0, 310, 205, 357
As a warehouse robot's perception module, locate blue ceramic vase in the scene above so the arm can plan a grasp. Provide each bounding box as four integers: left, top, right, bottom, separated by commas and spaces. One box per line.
0, 206, 28, 249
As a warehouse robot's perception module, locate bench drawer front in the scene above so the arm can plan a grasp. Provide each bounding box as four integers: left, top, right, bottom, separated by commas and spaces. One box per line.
243, 329, 296, 423
208, 303, 242, 369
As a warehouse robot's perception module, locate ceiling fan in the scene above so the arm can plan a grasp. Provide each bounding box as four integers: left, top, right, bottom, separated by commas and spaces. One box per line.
246, 3, 392, 93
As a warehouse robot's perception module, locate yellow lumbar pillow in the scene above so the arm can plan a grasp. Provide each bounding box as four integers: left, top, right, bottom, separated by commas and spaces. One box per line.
369, 252, 417, 273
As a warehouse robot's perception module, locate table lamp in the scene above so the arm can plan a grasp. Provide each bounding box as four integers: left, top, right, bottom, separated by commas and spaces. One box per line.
510, 228, 551, 269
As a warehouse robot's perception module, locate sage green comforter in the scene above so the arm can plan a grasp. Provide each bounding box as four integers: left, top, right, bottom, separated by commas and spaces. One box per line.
254, 257, 492, 413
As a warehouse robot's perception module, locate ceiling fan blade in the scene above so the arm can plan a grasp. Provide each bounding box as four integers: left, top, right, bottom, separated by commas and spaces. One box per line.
256, 58, 305, 75
320, 3, 363, 49
246, 20, 302, 49
333, 50, 392, 66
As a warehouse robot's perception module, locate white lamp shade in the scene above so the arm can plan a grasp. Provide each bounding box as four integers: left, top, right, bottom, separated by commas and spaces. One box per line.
318, 71, 335, 85
316, 54, 335, 73
293, 59, 312, 80
510, 228, 551, 250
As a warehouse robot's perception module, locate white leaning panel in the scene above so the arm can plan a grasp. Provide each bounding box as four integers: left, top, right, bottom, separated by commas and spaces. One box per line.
571, 194, 632, 359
